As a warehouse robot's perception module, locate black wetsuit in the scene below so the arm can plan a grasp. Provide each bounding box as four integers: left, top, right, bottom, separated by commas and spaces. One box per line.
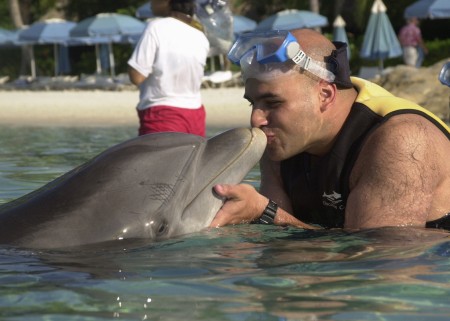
280, 77, 450, 229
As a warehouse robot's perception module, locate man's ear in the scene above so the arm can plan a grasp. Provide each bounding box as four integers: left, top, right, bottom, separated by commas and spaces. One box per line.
318, 80, 337, 112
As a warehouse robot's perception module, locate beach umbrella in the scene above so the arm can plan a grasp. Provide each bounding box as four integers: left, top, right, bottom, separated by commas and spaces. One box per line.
136, 2, 153, 19
404, 0, 450, 19
18, 19, 75, 44
255, 9, 328, 31
233, 15, 257, 38
0, 28, 18, 46
70, 13, 145, 77
70, 13, 144, 38
332, 15, 351, 59
17, 19, 76, 78
360, 0, 402, 72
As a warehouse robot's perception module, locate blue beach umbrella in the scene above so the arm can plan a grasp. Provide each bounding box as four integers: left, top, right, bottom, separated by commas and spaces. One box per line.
0, 28, 18, 46
136, 2, 153, 19
18, 19, 76, 77
404, 0, 450, 19
70, 13, 144, 38
18, 19, 75, 44
70, 13, 145, 76
255, 9, 328, 31
233, 15, 257, 38
332, 15, 351, 60
360, 0, 402, 71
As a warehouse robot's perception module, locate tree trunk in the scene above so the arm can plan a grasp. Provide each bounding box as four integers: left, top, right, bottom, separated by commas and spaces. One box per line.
309, 0, 319, 13
8, 0, 33, 77
8, 0, 24, 27
309, 0, 321, 32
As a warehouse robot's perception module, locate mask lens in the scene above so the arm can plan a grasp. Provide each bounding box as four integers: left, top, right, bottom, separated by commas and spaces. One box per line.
228, 30, 336, 83
256, 37, 285, 61
228, 30, 290, 65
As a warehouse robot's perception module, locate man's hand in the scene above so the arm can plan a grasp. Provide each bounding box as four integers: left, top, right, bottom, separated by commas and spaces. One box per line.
209, 184, 268, 227
210, 183, 320, 230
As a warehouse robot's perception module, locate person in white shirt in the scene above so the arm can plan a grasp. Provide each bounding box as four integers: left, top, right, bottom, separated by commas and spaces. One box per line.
128, 0, 210, 136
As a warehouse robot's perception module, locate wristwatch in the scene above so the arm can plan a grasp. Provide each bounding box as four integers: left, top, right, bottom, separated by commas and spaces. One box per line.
258, 199, 278, 224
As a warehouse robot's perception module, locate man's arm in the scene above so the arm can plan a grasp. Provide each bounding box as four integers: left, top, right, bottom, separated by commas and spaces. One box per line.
210, 153, 318, 229
259, 153, 293, 213
345, 115, 442, 229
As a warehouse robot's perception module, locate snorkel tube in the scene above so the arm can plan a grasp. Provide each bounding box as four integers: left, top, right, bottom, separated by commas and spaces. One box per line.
439, 61, 450, 87
439, 61, 450, 122
196, 0, 233, 54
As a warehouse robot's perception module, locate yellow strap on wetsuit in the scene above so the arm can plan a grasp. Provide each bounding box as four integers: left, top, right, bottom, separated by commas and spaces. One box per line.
351, 76, 450, 134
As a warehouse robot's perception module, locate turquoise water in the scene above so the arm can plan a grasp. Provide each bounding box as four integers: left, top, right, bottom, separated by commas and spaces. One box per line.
1, 126, 450, 320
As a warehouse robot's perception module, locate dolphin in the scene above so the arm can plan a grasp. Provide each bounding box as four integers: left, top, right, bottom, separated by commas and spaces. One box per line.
0, 127, 266, 249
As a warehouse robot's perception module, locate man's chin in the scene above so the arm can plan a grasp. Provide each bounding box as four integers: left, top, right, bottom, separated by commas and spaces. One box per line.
266, 146, 287, 162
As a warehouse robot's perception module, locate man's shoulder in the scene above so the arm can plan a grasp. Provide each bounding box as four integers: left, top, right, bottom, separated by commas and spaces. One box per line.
355, 113, 449, 175
350, 115, 427, 189
371, 114, 443, 145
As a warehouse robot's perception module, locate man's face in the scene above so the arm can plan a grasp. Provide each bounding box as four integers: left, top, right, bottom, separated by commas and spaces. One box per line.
244, 73, 323, 161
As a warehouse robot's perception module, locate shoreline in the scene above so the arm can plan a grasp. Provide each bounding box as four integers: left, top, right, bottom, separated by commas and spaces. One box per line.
0, 88, 251, 128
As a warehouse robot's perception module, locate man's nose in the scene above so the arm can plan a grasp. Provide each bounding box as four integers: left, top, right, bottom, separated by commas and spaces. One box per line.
250, 108, 268, 128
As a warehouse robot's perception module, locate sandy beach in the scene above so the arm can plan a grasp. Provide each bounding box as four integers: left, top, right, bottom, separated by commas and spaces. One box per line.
0, 87, 251, 128
1, 60, 449, 129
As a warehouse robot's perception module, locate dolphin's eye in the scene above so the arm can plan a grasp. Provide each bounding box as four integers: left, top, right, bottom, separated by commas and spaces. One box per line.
156, 221, 168, 237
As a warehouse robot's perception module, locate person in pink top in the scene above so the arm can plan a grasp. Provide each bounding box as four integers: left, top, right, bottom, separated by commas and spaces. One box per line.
398, 17, 428, 67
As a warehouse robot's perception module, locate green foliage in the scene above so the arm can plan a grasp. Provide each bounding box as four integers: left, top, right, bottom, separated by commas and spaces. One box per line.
64, 0, 144, 20
33, 0, 58, 19
33, 45, 55, 75
423, 38, 450, 67
0, 0, 13, 29
0, 47, 21, 79
350, 0, 371, 33
69, 45, 97, 75
1, 0, 450, 80
113, 43, 135, 74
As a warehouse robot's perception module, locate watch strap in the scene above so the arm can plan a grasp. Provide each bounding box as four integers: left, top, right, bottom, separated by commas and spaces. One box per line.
258, 199, 278, 224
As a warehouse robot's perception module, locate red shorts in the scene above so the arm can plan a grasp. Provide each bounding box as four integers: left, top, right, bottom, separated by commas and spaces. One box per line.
137, 105, 206, 137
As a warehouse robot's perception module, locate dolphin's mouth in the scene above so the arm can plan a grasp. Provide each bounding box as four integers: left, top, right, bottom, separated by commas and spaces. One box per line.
190, 128, 264, 199
180, 128, 267, 221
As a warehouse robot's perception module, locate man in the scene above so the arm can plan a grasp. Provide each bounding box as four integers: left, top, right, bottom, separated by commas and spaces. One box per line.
398, 17, 428, 67
210, 29, 450, 230
128, 0, 209, 137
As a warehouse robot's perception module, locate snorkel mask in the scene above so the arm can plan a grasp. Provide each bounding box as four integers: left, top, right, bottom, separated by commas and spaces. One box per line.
228, 30, 336, 82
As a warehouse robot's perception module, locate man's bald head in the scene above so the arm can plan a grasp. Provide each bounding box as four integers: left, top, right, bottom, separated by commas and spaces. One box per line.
291, 29, 336, 65
291, 28, 353, 90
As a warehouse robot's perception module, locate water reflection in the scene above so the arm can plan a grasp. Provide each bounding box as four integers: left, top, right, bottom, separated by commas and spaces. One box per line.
0, 126, 136, 203
1, 126, 450, 320
2, 224, 449, 320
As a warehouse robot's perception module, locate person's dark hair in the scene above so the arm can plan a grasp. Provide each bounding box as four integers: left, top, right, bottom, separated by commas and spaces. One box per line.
170, 0, 195, 16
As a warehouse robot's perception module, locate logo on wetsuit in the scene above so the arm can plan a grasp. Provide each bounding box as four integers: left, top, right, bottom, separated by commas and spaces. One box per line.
322, 191, 345, 210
